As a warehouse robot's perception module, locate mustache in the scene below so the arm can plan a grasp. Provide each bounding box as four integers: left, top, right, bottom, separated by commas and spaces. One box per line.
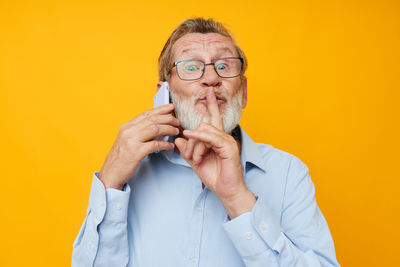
193, 88, 229, 102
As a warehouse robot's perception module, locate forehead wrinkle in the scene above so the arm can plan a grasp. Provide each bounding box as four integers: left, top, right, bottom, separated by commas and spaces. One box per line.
181, 46, 233, 55
172, 33, 237, 61
178, 44, 237, 60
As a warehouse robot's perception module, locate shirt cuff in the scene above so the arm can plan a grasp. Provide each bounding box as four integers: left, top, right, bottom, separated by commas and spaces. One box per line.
223, 212, 268, 257
222, 196, 284, 257
252, 196, 284, 253
88, 172, 131, 224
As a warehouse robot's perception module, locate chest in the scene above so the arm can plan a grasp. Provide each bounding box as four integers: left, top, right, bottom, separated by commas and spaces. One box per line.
125, 157, 285, 266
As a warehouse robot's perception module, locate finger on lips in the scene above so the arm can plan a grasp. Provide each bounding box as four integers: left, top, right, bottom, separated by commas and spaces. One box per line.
206, 88, 224, 131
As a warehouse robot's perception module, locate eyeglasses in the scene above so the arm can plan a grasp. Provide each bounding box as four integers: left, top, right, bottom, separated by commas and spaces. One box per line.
170, 57, 244, 81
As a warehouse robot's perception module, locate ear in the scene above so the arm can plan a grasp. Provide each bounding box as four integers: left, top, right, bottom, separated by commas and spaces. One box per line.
156, 81, 164, 92
241, 77, 248, 109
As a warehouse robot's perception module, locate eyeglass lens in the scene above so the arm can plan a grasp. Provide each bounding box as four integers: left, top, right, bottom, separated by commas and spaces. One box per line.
176, 58, 242, 80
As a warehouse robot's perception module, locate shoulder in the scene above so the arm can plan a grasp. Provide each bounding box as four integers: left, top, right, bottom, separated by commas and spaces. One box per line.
254, 143, 315, 205
239, 126, 309, 175
256, 142, 309, 175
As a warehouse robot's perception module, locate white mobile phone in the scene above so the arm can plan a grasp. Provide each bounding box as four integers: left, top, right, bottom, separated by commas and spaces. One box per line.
154, 81, 170, 109
153, 82, 170, 142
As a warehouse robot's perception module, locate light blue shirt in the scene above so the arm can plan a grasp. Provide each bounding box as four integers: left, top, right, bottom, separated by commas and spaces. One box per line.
72, 126, 340, 267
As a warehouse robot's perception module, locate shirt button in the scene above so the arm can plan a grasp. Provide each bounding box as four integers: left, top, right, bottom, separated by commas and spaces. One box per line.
116, 203, 122, 210
190, 255, 197, 262
90, 243, 96, 250
245, 231, 253, 240
100, 199, 105, 206
258, 222, 267, 231
195, 205, 201, 212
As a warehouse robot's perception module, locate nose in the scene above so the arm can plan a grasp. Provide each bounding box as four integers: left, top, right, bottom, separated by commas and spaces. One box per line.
200, 64, 221, 87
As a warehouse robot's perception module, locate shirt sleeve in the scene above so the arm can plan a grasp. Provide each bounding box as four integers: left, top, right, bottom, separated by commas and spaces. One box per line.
222, 158, 340, 267
71, 172, 131, 267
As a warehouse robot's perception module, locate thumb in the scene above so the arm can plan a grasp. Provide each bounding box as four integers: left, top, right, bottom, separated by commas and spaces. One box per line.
174, 137, 195, 166
174, 137, 187, 154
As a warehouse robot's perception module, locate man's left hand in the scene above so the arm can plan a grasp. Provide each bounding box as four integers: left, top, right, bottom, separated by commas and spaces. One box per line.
175, 88, 256, 219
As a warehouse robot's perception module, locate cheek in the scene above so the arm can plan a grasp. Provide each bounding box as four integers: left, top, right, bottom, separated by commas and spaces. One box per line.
170, 81, 197, 99
225, 80, 242, 96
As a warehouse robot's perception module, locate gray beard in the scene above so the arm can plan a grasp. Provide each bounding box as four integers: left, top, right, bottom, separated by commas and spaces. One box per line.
170, 89, 243, 134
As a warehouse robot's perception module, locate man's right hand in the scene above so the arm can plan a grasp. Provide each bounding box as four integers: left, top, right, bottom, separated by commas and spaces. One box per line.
98, 103, 179, 190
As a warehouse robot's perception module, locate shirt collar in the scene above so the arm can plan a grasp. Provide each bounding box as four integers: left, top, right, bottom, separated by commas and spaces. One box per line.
162, 136, 191, 167
161, 125, 267, 173
238, 125, 267, 173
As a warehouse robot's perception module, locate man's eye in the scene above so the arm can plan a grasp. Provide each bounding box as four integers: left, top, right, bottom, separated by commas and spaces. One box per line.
185, 65, 198, 72
216, 63, 227, 70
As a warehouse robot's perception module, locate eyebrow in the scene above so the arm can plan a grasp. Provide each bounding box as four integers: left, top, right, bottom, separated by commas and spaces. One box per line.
180, 47, 236, 57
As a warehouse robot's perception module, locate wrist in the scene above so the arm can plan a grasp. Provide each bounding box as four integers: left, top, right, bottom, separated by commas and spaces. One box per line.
220, 189, 256, 219
98, 172, 125, 190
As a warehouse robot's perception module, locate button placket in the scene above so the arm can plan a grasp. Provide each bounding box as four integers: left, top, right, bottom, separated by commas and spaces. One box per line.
186, 189, 208, 266
245, 231, 253, 240
258, 222, 267, 231
190, 255, 197, 262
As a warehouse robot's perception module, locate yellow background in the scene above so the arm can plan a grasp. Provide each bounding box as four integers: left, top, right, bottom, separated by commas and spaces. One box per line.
1, 0, 399, 266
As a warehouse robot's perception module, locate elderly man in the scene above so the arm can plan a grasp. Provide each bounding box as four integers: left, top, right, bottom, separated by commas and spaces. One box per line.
72, 18, 340, 267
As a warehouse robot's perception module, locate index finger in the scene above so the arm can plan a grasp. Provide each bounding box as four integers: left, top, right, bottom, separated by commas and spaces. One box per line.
206, 88, 224, 131
129, 103, 174, 124
140, 103, 174, 119
152, 103, 175, 114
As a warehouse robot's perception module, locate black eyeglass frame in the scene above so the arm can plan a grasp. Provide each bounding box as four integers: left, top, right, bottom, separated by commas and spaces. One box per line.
169, 57, 244, 81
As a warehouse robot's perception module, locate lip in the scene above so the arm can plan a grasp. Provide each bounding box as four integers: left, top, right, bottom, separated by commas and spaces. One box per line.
198, 97, 225, 105
198, 95, 225, 103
